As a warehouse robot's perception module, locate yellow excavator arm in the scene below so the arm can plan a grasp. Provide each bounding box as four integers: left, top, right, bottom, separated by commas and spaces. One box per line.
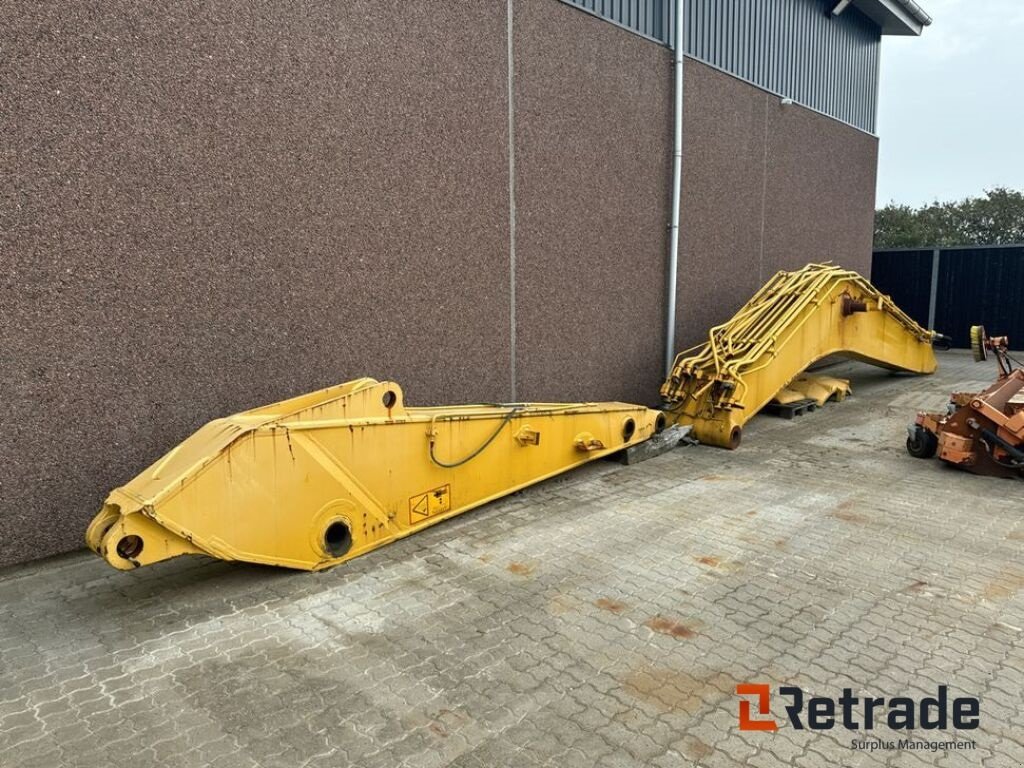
86, 378, 664, 571
662, 263, 938, 448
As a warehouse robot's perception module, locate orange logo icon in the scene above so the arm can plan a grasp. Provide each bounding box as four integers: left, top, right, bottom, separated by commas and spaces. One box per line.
737, 684, 778, 731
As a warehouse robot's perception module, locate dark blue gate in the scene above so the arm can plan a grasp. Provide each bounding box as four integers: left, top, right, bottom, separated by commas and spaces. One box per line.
872, 245, 1024, 349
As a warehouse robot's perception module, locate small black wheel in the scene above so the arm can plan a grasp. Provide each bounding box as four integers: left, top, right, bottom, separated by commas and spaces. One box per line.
906, 427, 938, 459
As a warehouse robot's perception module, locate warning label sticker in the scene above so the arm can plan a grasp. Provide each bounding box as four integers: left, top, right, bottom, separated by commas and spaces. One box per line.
408, 485, 451, 525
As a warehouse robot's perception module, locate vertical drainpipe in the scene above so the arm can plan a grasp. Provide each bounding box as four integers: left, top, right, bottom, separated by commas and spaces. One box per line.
664, 0, 685, 378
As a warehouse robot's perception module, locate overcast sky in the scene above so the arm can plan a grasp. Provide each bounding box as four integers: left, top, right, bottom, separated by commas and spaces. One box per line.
875, 0, 1024, 207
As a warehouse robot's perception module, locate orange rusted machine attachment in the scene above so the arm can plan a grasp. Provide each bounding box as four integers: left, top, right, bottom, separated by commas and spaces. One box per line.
908, 326, 1024, 478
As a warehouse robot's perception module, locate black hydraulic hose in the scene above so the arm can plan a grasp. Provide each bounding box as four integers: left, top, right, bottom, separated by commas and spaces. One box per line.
979, 428, 1024, 465
429, 408, 523, 468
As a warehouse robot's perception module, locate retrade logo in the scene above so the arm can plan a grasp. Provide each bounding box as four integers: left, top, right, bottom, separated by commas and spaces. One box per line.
735, 684, 979, 732
736, 684, 778, 731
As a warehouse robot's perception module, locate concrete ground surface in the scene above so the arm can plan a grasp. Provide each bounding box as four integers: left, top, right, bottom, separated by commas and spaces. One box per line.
1, 350, 1022, 768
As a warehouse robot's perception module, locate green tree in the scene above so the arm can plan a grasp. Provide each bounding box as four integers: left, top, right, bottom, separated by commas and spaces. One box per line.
874, 187, 1024, 248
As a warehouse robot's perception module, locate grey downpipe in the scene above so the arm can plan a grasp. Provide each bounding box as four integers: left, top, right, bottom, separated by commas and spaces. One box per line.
664, 0, 684, 377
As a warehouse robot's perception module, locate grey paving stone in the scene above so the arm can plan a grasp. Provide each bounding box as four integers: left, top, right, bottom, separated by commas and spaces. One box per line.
0, 353, 1020, 768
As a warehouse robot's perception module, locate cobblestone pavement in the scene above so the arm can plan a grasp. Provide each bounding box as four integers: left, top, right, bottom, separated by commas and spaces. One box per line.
2, 351, 1023, 768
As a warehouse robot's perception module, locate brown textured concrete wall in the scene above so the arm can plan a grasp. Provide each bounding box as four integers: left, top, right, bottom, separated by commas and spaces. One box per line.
0, 1, 512, 567
763, 98, 878, 276
675, 59, 879, 349
512, 0, 671, 404
675, 60, 766, 354
1, 2, 879, 569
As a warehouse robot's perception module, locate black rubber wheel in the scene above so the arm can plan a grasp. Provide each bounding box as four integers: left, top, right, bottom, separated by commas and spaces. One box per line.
906, 427, 938, 459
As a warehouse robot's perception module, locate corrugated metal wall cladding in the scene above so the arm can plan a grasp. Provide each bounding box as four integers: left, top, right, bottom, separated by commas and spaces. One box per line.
557, 0, 881, 133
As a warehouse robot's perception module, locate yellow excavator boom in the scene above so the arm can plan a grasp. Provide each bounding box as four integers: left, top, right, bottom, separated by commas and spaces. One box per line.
661, 263, 937, 448
86, 378, 664, 571
85, 263, 937, 572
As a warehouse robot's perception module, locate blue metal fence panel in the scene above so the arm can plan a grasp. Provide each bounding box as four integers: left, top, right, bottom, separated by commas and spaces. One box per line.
558, 0, 881, 132
873, 245, 1024, 348
935, 247, 1024, 349
871, 249, 934, 329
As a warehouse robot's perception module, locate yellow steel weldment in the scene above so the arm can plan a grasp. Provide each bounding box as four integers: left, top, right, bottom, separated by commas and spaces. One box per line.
774, 375, 852, 407
661, 263, 938, 449
85, 379, 665, 571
